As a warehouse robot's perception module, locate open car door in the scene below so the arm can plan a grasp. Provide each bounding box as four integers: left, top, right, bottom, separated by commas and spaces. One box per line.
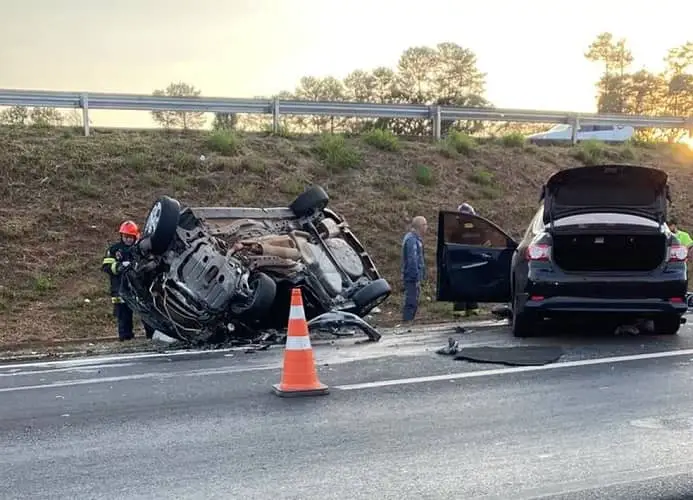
436, 211, 517, 303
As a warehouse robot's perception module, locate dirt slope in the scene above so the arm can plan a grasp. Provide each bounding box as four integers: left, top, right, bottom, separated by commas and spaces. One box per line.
1, 126, 692, 347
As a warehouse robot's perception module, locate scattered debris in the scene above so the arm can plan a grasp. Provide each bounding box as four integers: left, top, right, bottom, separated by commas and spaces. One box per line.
490, 305, 512, 319
614, 319, 655, 336
454, 346, 564, 366
436, 337, 460, 356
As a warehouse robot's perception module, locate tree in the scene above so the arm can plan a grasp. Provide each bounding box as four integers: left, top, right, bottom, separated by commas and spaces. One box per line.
389, 43, 489, 135
151, 81, 206, 130
585, 36, 693, 143
291, 76, 346, 133
212, 112, 238, 131
0, 106, 29, 125
30, 108, 65, 127
585, 33, 634, 113
258, 41, 490, 136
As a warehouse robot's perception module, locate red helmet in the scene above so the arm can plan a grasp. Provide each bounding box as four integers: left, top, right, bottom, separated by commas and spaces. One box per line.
119, 220, 139, 238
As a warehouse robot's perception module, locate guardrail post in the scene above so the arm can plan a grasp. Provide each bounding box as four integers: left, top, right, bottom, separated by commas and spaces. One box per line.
80, 93, 90, 136
272, 98, 280, 134
569, 114, 580, 145
430, 105, 441, 141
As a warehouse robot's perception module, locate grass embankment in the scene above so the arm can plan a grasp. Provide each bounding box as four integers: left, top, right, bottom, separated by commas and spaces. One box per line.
1, 126, 692, 348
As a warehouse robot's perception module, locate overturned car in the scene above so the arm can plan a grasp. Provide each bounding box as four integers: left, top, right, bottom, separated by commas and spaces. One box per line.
119, 186, 391, 345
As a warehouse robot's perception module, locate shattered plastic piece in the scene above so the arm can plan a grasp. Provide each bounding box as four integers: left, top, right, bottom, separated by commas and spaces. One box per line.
436, 337, 460, 356
151, 330, 178, 344
307, 311, 382, 342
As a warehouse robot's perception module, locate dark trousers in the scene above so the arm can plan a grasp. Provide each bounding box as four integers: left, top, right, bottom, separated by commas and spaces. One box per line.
402, 281, 420, 321
454, 301, 478, 312
113, 303, 155, 340
114, 303, 134, 340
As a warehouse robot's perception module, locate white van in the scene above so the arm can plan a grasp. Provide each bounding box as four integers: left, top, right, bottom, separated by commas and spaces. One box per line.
527, 124, 635, 143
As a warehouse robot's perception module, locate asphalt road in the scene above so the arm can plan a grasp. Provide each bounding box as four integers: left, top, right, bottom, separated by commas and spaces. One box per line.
3, 318, 693, 499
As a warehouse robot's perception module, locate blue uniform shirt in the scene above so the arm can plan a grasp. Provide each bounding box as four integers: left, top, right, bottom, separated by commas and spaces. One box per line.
401, 230, 425, 282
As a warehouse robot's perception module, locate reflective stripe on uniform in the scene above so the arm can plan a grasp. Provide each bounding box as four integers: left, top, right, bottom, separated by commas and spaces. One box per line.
102, 257, 116, 265
112, 296, 124, 304
110, 261, 118, 274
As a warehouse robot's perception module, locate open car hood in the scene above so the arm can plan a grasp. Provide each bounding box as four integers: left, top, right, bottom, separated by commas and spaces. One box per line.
542, 164, 669, 224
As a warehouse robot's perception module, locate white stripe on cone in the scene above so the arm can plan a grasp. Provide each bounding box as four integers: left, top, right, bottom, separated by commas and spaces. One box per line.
289, 304, 306, 320
285, 336, 312, 350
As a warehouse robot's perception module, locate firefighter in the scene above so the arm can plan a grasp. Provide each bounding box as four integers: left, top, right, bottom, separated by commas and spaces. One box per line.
101, 220, 154, 341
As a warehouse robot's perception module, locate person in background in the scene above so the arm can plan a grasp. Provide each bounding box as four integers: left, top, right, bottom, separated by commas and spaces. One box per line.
101, 220, 155, 341
453, 202, 480, 317
667, 216, 693, 307
401, 215, 428, 323
668, 216, 693, 250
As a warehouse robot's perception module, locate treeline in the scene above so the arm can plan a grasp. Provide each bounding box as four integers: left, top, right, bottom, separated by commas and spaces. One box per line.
584, 33, 693, 140
1, 35, 692, 139
151, 43, 493, 136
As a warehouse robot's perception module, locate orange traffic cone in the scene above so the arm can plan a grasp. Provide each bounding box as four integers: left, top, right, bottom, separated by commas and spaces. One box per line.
272, 288, 329, 398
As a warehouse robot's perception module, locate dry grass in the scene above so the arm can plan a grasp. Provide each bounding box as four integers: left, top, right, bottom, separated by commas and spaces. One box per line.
1, 126, 693, 347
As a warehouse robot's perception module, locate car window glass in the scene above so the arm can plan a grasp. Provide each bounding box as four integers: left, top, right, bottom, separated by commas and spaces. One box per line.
522, 206, 544, 241
442, 212, 510, 248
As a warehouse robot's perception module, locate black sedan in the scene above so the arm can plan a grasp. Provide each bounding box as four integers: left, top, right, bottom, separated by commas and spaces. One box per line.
436, 164, 689, 337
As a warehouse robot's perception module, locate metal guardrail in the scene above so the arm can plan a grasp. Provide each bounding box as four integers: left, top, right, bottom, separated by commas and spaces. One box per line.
0, 88, 691, 142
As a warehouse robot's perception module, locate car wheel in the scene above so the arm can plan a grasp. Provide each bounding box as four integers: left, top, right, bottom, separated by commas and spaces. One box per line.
231, 272, 277, 317
289, 185, 329, 217
654, 315, 682, 335
511, 292, 536, 338
143, 196, 181, 255
351, 278, 392, 316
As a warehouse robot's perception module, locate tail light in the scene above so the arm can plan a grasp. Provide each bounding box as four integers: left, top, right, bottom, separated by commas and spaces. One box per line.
668, 244, 688, 262
526, 243, 551, 261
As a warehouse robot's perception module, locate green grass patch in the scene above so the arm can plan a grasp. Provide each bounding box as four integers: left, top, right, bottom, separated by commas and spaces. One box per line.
206, 130, 241, 155
314, 134, 361, 171
363, 129, 400, 152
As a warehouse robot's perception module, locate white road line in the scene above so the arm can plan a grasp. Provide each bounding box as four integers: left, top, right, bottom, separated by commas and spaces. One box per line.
334, 347, 693, 391
0, 347, 247, 370
0, 364, 278, 393
0, 363, 137, 377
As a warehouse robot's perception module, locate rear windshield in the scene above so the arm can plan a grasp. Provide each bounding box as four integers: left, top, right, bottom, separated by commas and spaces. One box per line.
553, 183, 658, 207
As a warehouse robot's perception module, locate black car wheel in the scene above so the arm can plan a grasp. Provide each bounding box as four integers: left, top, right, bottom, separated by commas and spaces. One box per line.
351, 278, 392, 316
511, 292, 536, 338
143, 196, 181, 255
230, 272, 277, 317
289, 186, 329, 217
654, 314, 682, 335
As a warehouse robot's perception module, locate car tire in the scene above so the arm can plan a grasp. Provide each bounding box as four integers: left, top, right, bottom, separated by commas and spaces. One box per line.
231, 272, 277, 317
654, 315, 682, 335
351, 278, 392, 316
511, 293, 536, 338
289, 185, 329, 217
142, 196, 181, 255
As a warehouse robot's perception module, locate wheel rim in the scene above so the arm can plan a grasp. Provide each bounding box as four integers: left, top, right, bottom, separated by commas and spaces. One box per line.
144, 202, 162, 236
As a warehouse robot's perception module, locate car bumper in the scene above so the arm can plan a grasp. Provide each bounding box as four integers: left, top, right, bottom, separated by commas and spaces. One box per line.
520, 294, 688, 315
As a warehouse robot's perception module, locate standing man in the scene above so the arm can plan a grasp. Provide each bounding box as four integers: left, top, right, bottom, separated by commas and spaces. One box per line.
401, 215, 428, 323
101, 220, 154, 341
453, 202, 480, 317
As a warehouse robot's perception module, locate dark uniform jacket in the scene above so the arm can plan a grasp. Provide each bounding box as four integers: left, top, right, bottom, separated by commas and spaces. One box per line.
101, 241, 135, 303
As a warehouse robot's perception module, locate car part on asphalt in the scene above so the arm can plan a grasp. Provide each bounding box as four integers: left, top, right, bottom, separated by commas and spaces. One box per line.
120, 186, 391, 347
307, 310, 382, 343
454, 346, 564, 366
435, 164, 688, 338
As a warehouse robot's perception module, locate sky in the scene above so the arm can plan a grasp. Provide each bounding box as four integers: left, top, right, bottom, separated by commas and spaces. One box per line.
2, 0, 692, 127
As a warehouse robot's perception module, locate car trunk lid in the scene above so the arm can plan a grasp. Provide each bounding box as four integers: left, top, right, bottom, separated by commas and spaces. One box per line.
542, 164, 669, 225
